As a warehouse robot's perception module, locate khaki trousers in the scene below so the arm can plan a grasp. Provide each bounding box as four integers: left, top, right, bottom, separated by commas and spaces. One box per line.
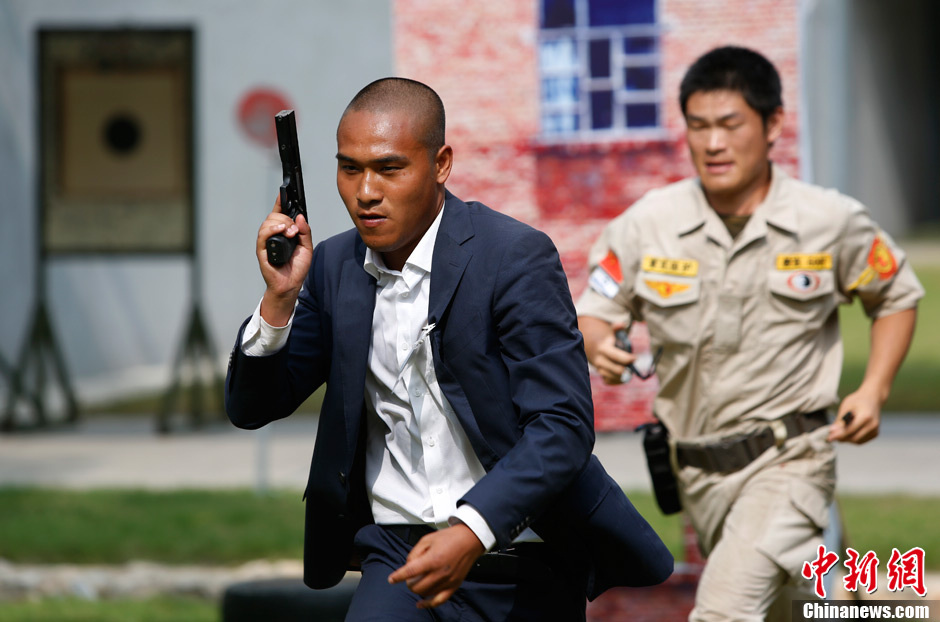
680, 426, 836, 621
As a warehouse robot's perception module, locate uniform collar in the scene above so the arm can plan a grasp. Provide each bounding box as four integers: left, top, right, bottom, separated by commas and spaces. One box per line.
759, 165, 798, 234
677, 163, 797, 247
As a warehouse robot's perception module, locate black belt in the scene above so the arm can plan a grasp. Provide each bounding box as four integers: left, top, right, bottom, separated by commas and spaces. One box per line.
382, 524, 555, 584
676, 409, 828, 473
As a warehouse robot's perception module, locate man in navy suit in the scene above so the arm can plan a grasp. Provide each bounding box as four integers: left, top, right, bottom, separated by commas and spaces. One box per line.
225, 77, 671, 620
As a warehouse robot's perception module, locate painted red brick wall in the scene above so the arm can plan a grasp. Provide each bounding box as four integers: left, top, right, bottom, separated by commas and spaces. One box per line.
393, 0, 802, 434
393, 1, 541, 222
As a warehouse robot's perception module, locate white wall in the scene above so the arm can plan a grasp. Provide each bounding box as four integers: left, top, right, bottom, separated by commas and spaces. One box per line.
801, 0, 939, 235
0, 0, 392, 407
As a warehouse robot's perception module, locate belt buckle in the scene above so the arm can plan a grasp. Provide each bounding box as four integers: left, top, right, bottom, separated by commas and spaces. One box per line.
770, 419, 788, 447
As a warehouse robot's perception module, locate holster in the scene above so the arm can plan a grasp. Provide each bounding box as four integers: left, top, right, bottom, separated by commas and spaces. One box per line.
639, 420, 682, 515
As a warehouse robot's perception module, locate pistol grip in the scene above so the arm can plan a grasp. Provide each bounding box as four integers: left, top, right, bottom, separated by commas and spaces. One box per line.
266, 234, 297, 266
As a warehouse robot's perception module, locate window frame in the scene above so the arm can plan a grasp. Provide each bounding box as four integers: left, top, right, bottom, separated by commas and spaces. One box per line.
538, 0, 667, 143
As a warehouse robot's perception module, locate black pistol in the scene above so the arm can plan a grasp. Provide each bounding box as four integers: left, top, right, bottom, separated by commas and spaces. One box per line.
614, 327, 633, 383
266, 110, 308, 266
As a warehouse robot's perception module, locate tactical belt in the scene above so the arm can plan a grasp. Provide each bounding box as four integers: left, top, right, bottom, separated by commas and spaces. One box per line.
383, 524, 555, 584
676, 409, 828, 474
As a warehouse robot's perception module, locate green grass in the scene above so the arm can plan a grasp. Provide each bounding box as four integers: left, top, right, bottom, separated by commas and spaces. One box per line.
0, 488, 304, 565
838, 494, 940, 561
0, 597, 217, 622
1, 488, 936, 570
839, 264, 940, 412
635, 492, 940, 571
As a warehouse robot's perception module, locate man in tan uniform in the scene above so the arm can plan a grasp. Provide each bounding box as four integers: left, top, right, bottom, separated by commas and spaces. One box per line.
577, 46, 923, 621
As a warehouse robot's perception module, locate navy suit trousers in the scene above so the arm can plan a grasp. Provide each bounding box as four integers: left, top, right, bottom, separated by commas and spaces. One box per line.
345, 525, 587, 621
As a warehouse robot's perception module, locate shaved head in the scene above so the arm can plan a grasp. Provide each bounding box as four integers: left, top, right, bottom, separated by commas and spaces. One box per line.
340, 77, 446, 155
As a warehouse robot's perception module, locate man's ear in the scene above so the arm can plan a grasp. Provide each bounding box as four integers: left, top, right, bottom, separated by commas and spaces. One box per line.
765, 107, 784, 145
435, 145, 453, 184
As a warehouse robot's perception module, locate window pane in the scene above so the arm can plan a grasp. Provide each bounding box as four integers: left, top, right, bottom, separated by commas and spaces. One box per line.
543, 113, 579, 133
539, 38, 578, 72
624, 36, 656, 54
624, 66, 656, 91
626, 103, 657, 128
542, 0, 576, 28
589, 39, 610, 78
589, 0, 655, 26
542, 76, 579, 105
591, 90, 613, 129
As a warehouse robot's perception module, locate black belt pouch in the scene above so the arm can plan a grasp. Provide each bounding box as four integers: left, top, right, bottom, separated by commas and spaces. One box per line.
640, 420, 682, 515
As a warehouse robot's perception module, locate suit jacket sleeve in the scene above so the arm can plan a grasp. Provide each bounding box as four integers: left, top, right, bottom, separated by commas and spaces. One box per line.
225, 242, 331, 430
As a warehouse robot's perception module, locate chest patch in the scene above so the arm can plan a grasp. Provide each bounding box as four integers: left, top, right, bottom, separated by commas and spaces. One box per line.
643, 279, 691, 299
642, 255, 699, 277
775, 253, 832, 270
787, 271, 821, 293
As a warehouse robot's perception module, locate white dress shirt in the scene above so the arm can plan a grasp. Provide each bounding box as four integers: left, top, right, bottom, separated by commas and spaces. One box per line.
240, 206, 541, 551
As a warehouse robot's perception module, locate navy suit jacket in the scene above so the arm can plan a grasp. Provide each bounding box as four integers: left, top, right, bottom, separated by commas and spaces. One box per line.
225, 192, 672, 600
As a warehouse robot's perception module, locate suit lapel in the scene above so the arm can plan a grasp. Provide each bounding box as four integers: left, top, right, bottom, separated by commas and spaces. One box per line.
335, 238, 376, 457
428, 192, 474, 326
426, 194, 501, 466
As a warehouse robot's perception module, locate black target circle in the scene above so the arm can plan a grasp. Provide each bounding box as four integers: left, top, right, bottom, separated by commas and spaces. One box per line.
103, 113, 142, 155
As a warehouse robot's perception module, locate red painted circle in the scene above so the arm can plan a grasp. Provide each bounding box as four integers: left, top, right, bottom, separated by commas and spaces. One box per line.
237, 88, 292, 148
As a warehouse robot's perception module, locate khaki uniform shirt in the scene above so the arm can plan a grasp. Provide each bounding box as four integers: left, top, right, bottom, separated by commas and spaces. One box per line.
577, 165, 924, 443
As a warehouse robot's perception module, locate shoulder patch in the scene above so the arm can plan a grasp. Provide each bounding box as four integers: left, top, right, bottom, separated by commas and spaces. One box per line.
847, 236, 898, 291
598, 250, 623, 283
868, 236, 898, 279
588, 250, 623, 299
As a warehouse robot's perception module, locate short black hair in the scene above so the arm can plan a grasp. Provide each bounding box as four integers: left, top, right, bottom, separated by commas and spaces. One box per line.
342, 77, 445, 153
679, 46, 782, 123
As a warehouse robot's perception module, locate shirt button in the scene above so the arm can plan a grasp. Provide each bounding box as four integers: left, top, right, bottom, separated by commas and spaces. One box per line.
399, 290, 410, 299
414, 389, 423, 397
436, 488, 443, 495
400, 342, 409, 350
427, 437, 436, 447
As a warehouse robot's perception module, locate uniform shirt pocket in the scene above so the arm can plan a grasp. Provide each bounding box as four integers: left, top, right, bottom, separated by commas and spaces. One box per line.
763, 270, 837, 343
634, 273, 701, 345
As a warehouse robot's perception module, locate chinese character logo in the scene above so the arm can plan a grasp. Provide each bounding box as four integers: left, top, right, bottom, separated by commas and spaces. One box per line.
802, 546, 927, 599
843, 548, 879, 594
802, 545, 840, 598
887, 547, 926, 597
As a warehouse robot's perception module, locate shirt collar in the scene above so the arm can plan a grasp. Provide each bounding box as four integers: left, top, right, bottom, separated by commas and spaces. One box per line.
677, 162, 796, 241
363, 201, 445, 280
759, 164, 798, 234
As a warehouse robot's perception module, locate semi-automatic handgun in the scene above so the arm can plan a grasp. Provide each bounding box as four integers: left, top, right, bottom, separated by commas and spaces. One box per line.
266, 110, 308, 266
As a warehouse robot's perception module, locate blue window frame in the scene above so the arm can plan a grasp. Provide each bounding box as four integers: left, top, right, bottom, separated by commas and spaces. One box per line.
539, 0, 661, 138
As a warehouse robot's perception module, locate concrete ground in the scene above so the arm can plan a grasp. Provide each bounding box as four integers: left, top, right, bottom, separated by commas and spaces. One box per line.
1, 412, 938, 495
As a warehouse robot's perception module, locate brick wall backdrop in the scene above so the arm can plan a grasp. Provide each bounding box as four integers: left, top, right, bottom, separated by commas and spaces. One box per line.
393, 0, 801, 431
